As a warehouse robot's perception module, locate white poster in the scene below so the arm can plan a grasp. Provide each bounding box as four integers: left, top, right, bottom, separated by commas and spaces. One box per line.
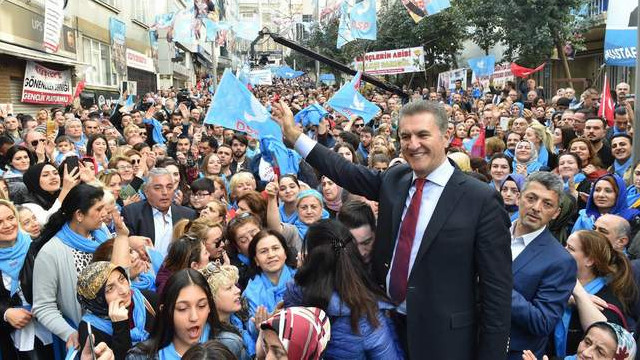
249, 69, 273, 85
353, 47, 425, 75
21, 61, 72, 104
473, 63, 514, 90
437, 68, 468, 91
43, 0, 65, 53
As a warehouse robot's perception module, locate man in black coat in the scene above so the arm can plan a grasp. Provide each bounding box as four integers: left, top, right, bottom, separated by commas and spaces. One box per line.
122, 168, 196, 256
271, 99, 512, 359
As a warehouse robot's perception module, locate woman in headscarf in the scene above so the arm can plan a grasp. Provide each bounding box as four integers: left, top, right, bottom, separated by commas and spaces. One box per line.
21, 163, 80, 227
524, 322, 636, 360
511, 102, 524, 118
572, 174, 640, 232
77, 261, 157, 360
0, 200, 54, 360
512, 140, 543, 176
499, 174, 525, 222
320, 176, 349, 218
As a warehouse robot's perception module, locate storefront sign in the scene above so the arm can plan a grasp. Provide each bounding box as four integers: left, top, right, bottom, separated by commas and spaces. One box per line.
126, 48, 155, 73
353, 47, 425, 75
21, 61, 72, 104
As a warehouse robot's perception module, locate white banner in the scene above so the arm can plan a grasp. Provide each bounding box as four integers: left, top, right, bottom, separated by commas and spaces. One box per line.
353, 47, 425, 75
249, 69, 273, 85
126, 48, 155, 73
43, 0, 65, 53
473, 63, 514, 90
21, 61, 72, 104
437, 68, 468, 91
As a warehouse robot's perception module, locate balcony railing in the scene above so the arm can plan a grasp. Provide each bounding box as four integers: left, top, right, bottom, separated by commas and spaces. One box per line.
585, 0, 608, 18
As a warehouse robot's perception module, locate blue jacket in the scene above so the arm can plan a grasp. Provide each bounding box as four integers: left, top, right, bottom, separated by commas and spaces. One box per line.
508, 228, 577, 360
284, 282, 405, 360
572, 173, 640, 232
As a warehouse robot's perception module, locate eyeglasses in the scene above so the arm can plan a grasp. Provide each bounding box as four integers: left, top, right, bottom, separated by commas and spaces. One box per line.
117, 164, 133, 170
130, 159, 141, 165
354, 123, 364, 128
31, 139, 46, 147
190, 192, 211, 199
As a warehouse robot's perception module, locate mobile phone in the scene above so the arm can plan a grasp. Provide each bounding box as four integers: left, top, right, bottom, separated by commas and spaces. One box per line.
86, 321, 97, 360
626, 94, 636, 99
66, 156, 80, 174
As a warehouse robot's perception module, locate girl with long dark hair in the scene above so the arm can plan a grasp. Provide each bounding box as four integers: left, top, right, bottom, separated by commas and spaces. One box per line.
126, 269, 246, 360
32, 184, 110, 351
284, 219, 404, 359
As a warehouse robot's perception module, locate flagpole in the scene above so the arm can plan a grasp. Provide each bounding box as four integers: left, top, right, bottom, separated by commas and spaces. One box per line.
634, 0, 640, 163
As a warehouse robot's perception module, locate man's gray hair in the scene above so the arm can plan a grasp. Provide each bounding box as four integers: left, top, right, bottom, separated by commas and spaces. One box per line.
142, 167, 173, 192
522, 172, 564, 203
398, 100, 448, 135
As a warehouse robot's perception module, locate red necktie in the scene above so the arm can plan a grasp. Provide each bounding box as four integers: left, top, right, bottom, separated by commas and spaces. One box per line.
389, 178, 426, 304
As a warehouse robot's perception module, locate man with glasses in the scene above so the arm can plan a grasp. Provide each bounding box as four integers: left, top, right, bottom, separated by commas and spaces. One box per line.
351, 117, 365, 135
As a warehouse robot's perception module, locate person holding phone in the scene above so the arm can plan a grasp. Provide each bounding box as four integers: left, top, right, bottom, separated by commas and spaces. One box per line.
77, 261, 157, 360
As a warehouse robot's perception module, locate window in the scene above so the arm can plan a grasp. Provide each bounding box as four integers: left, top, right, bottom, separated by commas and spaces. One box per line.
132, 0, 150, 24
302, 14, 313, 22
82, 37, 117, 86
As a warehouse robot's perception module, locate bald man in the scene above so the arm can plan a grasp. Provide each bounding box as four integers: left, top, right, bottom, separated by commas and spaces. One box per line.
594, 214, 631, 253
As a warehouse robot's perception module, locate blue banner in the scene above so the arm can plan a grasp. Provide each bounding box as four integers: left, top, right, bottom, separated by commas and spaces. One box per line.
153, 13, 175, 29
275, 66, 305, 79
204, 69, 282, 140
294, 104, 328, 127
468, 55, 495, 77
604, 0, 637, 67
337, 0, 377, 48
319, 73, 335, 82
172, 8, 196, 44
425, 0, 451, 15
327, 72, 380, 122
109, 17, 126, 77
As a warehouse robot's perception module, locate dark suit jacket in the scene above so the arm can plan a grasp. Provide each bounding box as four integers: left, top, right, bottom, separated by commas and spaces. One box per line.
508, 228, 576, 360
305, 143, 512, 360
121, 201, 196, 244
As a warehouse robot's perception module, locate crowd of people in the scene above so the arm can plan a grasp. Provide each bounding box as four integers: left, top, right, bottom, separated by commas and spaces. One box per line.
0, 72, 639, 360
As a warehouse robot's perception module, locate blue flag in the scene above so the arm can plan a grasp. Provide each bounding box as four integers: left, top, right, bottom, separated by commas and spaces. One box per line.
337, 0, 377, 48
424, 0, 451, 15
319, 73, 335, 83
260, 137, 301, 176
294, 104, 328, 127
327, 72, 380, 122
468, 55, 495, 77
275, 65, 305, 79
204, 69, 282, 140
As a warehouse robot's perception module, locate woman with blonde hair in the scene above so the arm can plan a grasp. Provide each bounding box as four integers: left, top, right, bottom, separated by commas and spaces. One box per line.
229, 172, 256, 208
525, 122, 557, 168
185, 217, 227, 265
201, 264, 254, 358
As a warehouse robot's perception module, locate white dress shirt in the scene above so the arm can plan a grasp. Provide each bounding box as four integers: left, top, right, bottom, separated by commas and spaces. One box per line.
295, 134, 454, 314
510, 221, 546, 261
152, 207, 173, 257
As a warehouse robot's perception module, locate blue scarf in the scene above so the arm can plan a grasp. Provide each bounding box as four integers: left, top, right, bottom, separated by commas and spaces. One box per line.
279, 204, 298, 224
563, 173, 586, 193
537, 146, 549, 167
158, 323, 210, 359
245, 266, 295, 314
237, 253, 250, 266
614, 157, 633, 178
147, 247, 164, 274
55, 223, 109, 253
132, 270, 156, 292
293, 209, 330, 240
0, 231, 31, 296
230, 314, 256, 356
554, 277, 607, 357
627, 185, 640, 208
81, 288, 150, 344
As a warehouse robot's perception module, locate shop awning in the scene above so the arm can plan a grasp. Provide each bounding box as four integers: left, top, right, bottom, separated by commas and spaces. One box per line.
0, 41, 88, 68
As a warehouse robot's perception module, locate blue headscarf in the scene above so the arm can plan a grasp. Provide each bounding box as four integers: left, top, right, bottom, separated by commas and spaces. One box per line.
511, 102, 524, 117
0, 231, 32, 296
572, 173, 640, 232
55, 222, 110, 253
626, 184, 640, 208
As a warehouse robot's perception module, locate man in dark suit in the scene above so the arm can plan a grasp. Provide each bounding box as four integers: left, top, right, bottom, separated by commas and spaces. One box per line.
122, 167, 196, 256
272, 100, 512, 359
508, 172, 577, 359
